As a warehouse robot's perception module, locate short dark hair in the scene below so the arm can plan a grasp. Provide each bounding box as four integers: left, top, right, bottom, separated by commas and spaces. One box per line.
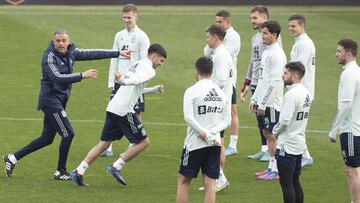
251, 5, 269, 18
288, 14, 306, 26
216, 10, 231, 18
148, 43, 167, 59
338, 39, 358, 57
123, 4, 138, 13
206, 24, 226, 41
195, 57, 213, 76
261, 20, 281, 39
285, 62, 305, 79
54, 29, 69, 36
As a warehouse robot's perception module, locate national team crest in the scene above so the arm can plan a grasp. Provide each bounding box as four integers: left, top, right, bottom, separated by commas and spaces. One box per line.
6, 0, 26, 5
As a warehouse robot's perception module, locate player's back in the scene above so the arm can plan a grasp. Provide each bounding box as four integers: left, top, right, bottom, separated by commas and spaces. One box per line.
183, 79, 229, 151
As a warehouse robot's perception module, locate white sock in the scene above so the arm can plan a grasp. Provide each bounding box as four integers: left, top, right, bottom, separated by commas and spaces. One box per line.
270, 158, 278, 172
113, 158, 126, 171
303, 146, 311, 159
218, 168, 227, 183
8, 154, 17, 164
261, 145, 268, 152
107, 143, 113, 152
76, 161, 89, 175
267, 157, 274, 169
229, 135, 238, 148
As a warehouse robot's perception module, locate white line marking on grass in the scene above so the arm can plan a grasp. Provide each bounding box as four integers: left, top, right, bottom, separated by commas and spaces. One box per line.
0, 117, 328, 134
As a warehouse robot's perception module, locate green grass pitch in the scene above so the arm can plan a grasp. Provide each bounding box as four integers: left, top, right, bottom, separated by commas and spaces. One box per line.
0, 5, 360, 203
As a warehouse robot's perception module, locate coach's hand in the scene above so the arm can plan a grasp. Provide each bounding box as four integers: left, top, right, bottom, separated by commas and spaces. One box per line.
82, 69, 98, 79
120, 50, 131, 58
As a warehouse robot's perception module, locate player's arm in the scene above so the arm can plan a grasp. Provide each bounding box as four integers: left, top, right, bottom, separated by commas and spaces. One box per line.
183, 90, 212, 141
213, 99, 231, 132
116, 66, 155, 85
139, 34, 150, 60
143, 85, 164, 94
212, 56, 228, 89
223, 33, 240, 57
108, 33, 121, 90
329, 73, 355, 141
240, 59, 253, 102
258, 57, 284, 111
272, 93, 296, 137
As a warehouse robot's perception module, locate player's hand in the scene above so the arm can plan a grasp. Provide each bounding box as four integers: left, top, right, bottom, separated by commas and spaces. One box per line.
108, 86, 114, 91
120, 50, 131, 58
257, 109, 265, 117
114, 72, 121, 81
329, 137, 336, 143
209, 139, 221, 146
249, 103, 256, 113
240, 85, 249, 102
198, 132, 206, 141
82, 69, 98, 79
159, 84, 164, 93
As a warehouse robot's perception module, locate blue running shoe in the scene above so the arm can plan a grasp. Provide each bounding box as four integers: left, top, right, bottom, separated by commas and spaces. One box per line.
100, 150, 113, 157
247, 151, 265, 160
225, 147, 238, 156
106, 166, 126, 186
71, 171, 88, 186
259, 152, 269, 162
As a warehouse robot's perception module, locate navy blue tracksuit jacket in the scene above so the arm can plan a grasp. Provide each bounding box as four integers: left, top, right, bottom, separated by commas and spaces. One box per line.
37, 42, 120, 110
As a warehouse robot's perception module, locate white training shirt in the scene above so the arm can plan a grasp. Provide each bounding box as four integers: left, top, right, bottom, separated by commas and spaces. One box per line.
106, 57, 155, 116
329, 61, 360, 138
290, 33, 316, 100
204, 26, 240, 86
108, 25, 150, 88
183, 79, 231, 151
210, 44, 234, 102
273, 83, 312, 155
251, 42, 286, 111
246, 31, 283, 86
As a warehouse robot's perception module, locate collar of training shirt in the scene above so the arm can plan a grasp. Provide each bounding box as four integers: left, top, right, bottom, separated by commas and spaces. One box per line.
286, 83, 302, 90
295, 33, 307, 42
343, 60, 357, 70
213, 44, 225, 55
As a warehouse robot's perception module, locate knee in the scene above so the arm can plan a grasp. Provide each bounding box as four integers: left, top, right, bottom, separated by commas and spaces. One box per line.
143, 138, 150, 147
345, 167, 360, 178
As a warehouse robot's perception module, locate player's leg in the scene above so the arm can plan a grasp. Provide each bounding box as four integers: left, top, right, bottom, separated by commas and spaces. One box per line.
276, 150, 296, 203
340, 133, 360, 203
73, 112, 122, 186
176, 174, 192, 203
293, 154, 304, 203
177, 147, 203, 202
217, 134, 229, 191
257, 108, 280, 180
101, 83, 121, 157
247, 85, 268, 160
225, 87, 239, 156
203, 175, 216, 203
109, 112, 148, 185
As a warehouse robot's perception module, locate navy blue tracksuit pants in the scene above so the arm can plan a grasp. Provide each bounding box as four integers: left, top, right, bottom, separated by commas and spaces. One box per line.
14, 106, 74, 171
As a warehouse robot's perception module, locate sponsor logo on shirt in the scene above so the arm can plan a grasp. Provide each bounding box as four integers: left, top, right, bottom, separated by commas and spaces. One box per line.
303, 95, 311, 107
